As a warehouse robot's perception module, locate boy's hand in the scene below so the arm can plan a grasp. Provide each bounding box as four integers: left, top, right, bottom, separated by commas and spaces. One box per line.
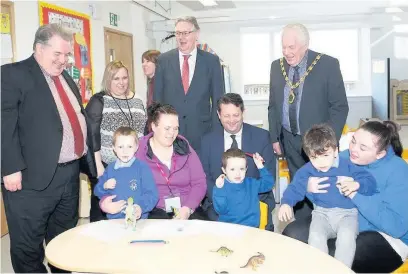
133, 204, 142, 219
215, 174, 225, 188
253, 152, 264, 169
337, 177, 360, 197
278, 204, 294, 222
104, 178, 117, 189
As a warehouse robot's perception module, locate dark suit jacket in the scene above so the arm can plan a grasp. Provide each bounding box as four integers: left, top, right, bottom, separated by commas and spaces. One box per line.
268, 50, 349, 142
153, 48, 225, 152
200, 123, 276, 206
1, 55, 96, 190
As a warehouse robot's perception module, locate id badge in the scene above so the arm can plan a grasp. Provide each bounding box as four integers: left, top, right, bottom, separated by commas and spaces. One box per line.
164, 194, 181, 213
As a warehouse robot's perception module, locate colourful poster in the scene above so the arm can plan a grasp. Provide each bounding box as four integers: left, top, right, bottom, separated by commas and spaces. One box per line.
39, 2, 93, 103
1, 13, 10, 34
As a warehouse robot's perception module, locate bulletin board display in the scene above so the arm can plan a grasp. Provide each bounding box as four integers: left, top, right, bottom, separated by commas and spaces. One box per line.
39, 1, 94, 103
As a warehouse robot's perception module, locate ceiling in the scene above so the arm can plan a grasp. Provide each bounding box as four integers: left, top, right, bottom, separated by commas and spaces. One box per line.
142, 0, 408, 27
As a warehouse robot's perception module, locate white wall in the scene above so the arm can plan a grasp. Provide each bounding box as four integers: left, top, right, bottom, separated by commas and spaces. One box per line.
12, 0, 154, 102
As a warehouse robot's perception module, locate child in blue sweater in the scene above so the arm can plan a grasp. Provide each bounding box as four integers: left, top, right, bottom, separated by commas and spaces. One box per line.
94, 127, 158, 220
212, 148, 274, 228
278, 124, 377, 267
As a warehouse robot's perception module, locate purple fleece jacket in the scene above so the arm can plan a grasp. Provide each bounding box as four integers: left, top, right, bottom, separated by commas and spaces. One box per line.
136, 133, 207, 210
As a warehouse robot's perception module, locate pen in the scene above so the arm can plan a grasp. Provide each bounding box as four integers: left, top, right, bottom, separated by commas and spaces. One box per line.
245, 152, 265, 162
129, 240, 168, 244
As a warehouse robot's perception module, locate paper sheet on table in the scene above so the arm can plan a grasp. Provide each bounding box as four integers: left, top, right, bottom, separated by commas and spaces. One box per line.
79, 220, 133, 242
139, 220, 248, 238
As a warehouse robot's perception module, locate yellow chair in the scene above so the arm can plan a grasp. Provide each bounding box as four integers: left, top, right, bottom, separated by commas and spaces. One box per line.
403, 149, 408, 163
393, 260, 408, 273
259, 201, 268, 229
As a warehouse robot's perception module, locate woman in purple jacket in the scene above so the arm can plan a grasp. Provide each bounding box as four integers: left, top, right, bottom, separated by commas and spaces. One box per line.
100, 102, 208, 220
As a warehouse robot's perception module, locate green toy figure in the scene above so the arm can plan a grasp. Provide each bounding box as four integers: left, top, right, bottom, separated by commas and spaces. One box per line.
124, 197, 137, 230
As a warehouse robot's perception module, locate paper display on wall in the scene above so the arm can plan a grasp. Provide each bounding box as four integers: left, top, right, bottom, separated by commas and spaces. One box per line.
1, 34, 13, 59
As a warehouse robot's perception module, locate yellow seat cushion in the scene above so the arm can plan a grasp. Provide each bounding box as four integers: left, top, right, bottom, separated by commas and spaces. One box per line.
393, 260, 408, 273
259, 201, 268, 230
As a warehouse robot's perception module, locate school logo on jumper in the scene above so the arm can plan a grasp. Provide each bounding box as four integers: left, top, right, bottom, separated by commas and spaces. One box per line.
129, 179, 137, 191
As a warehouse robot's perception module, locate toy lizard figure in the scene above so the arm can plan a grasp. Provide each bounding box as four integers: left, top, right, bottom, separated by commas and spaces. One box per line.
210, 246, 234, 257
214, 271, 229, 274
124, 197, 137, 230
240, 252, 265, 271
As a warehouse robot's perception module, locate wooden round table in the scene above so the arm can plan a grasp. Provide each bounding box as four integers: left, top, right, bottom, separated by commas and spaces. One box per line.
45, 219, 354, 274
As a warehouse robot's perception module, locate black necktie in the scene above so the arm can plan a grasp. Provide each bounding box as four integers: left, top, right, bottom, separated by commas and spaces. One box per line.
289, 66, 300, 135
230, 134, 238, 149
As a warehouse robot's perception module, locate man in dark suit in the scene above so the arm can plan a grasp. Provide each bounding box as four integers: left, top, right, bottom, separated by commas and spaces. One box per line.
153, 16, 224, 153
1, 24, 96, 273
200, 93, 276, 231
268, 23, 349, 218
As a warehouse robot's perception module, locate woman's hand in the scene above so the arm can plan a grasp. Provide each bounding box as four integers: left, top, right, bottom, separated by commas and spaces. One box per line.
173, 206, 191, 220
307, 177, 330, 193
215, 174, 225, 188
100, 195, 126, 214
96, 162, 105, 178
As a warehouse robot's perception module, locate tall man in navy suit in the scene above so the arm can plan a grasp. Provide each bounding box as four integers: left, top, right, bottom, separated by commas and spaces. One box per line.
200, 93, 276, 231
153, 16, 224, 153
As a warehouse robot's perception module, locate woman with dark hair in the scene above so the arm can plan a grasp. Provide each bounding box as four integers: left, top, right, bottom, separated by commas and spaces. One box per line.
86, 60, 147, 222
282, 120, 408, 273
100, 102, 209, 220
142, 50, 161, 108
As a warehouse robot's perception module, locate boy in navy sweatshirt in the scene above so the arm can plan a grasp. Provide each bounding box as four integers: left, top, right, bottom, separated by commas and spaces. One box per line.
94, 127, 158, 220
278, 124, 377, 267
213, 148, 274, 228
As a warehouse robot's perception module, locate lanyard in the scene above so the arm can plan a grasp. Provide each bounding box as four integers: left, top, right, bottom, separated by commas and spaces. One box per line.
155, 158, 176, 196
110, 94, 134, 128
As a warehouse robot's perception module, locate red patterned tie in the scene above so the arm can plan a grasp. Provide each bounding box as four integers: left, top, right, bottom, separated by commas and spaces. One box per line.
52, 76, 84, 157
182, 55, 190, 94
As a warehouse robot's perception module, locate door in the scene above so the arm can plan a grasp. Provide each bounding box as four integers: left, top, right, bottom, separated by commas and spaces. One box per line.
104, 28, 135, 92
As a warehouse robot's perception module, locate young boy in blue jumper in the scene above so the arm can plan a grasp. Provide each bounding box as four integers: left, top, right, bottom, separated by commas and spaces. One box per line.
94, 127, 158, 220
278, 124, 377, 267
213, 148, 274, 228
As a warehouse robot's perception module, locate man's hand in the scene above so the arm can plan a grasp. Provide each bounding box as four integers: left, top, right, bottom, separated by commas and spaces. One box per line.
215, 174, 225, 188
272, 142, 282, 155
307, 177, 330, 193
3, 171, 22, 192
278, 204, 294, 222
133, 204, 142, 220
253, 152, 264, 169
104, 178, 116, 190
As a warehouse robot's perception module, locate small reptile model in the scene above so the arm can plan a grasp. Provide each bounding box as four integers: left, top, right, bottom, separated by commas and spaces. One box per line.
214, 271, 229, 274
210, 246, 234, 257
240, 252, 265, 270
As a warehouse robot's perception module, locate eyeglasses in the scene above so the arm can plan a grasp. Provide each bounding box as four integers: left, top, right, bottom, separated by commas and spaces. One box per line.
175, 31, 195, 37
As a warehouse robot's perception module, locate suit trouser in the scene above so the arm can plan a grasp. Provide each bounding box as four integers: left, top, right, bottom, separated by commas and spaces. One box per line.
2, 161, 80, 273
281, 128, 313, 220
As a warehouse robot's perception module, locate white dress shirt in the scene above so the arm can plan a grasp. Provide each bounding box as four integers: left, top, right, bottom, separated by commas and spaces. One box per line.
178, 47, 197, 85
224, 127, 243, 151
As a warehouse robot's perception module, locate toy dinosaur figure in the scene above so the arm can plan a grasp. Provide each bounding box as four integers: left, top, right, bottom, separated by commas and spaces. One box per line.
240, 252, 265, 271
124, 197, 137, 230
210, 246, 234, 257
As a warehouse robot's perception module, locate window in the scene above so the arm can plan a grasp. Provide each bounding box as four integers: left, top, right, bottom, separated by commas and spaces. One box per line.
274, 29, 360, 82
394, 36, 408, 60
241, 33, 271, 86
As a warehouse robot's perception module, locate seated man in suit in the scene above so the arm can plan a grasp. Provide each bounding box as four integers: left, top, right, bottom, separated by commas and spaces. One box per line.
200, 93, 276, 231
